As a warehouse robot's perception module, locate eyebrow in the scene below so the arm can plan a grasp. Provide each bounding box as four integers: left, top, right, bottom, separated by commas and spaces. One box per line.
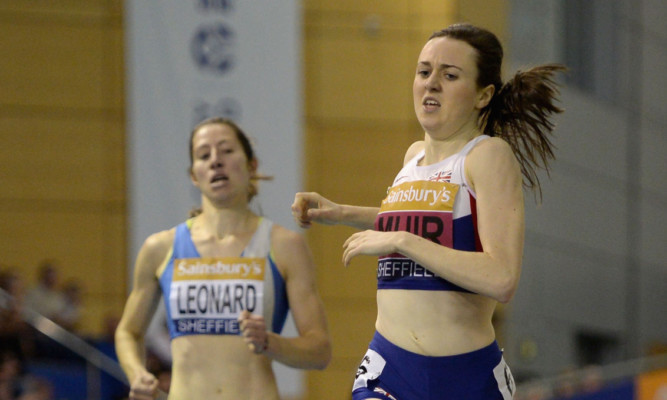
418, 61, 463, 71
195, 139, 230, 150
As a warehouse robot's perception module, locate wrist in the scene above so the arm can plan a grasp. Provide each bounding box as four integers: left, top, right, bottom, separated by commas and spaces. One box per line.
255, 331, 274, 355
337, 204, 349, 225
395, 231, 412, 254
128, 367, 149, 384
260, 334, 269, 353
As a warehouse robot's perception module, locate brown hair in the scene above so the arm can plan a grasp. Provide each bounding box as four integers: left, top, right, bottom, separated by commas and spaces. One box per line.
430, 24, 566, 197
188, 117, 272, 217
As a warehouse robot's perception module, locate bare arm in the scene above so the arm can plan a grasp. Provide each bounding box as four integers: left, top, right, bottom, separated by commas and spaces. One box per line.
241, 226, 331, 369
291, 192, 379, 230
115, 230, 172, 398
343, 138, 524, 303
290, 142, 424, 231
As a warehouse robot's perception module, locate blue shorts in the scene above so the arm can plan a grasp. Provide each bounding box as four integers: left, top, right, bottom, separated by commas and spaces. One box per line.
352, 332, 515, 400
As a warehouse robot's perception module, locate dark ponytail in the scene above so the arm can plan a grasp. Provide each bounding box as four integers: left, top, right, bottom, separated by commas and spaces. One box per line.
485, 64, 566, 195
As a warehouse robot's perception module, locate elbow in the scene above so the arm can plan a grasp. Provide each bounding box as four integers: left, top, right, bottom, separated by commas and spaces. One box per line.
114, 322, 134, 343
488, 257, 521, 303
291, 330, 332, 370
113, 325, 126, 345
495, 288, 515, 304
494, 273, 519, 304
313, 357, 331, 371
114, 323, 144, 351
313, 338, 332, 370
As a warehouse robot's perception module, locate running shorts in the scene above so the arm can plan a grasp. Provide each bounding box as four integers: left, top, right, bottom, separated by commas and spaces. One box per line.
352, 331, 515, 400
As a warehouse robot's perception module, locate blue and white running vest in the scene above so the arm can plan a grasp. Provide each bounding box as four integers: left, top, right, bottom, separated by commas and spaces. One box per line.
157, 218, 289, 339
375, 135, 488, 292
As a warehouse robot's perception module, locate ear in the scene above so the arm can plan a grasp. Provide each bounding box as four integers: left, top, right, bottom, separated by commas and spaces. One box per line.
475, 84, 495, 110
248, 158, 258, 174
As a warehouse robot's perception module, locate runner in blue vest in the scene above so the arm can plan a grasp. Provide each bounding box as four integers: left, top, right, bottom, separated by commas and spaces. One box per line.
117, 117, 331, 399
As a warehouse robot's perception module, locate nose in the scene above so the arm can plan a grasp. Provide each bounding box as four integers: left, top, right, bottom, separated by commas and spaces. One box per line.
425, 73, 440, 92
209, 149, 223, 168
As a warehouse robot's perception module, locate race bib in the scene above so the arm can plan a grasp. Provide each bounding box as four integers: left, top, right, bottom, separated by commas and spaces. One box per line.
169, 257, 265, 335
377, 180, 458, 246
375, 180, 463, 290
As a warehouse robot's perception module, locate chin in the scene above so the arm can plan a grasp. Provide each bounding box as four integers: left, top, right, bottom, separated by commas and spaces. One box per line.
417, 119, 439, 133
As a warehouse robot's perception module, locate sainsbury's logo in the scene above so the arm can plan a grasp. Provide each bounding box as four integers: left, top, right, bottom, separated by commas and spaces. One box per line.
175, 258, 264, 279
383, 185, 451, 206
380, 180, 458, 212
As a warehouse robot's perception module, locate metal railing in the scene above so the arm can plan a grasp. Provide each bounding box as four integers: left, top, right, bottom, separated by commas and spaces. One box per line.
4, 287, 665, 399
1, 287, 128, 399
516, 352, 667, 399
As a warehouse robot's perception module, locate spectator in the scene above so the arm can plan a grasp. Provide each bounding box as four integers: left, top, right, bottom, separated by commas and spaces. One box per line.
0, 267, 34, 360
580, 364, 604, 393
0, 349, 56, 400
59, 279, 83, 333
518, 383, 548, 400
0, 349, 22, 400
553, 367, 578, 398
16, 376, 53, 400
25, 260, 77, 361
25, 260, 67, 326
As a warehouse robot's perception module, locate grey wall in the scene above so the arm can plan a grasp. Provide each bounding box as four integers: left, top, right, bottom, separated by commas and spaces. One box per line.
124, 1, 304, 396
506, 0, 667, 380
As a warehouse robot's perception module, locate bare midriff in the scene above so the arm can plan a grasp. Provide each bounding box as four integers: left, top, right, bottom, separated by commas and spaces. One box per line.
376, 289, 497, 356
168, 335, 279, 400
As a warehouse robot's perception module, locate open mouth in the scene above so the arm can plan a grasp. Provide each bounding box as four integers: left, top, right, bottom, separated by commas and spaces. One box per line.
210, 174, 228, 184
423, 98, 441, 107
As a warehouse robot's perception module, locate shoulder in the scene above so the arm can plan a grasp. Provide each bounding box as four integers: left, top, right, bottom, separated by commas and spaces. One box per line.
143, 228, 175, 254
471, 135, 512, 154
269, 224, 313, 275
467, 136, 517, 167
137, 228, 175, 271
270, 224, 308, 255
403, 140, 425, 166
466, 137, 521, 188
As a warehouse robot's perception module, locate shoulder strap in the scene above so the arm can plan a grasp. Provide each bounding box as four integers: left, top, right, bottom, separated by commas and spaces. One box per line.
242, 218, 273, 258
460, 135, 489, 156
173, 221, 200, 258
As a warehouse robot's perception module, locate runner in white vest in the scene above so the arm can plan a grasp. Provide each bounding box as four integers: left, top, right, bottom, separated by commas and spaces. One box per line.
293, 23, 565, 400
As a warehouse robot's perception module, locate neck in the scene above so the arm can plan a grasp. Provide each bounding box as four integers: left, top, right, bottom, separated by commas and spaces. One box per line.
197, 197, 257, 239
422, 126, 481, 165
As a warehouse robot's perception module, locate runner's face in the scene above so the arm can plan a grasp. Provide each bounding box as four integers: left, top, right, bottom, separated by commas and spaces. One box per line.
413, 37, 486, 139
190, 123, 255, 204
